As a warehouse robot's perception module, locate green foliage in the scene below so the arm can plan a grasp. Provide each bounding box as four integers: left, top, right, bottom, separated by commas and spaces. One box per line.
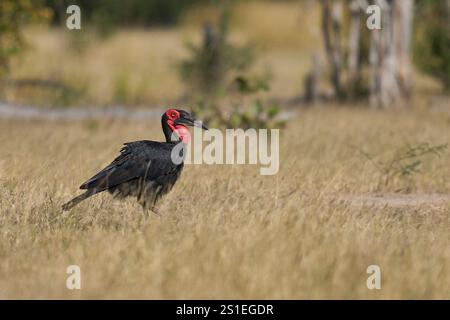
234, 75, 270, 94
178, 5, 254, 95
192, 75, 284, 130
414, 0, 450, 92
44, 0, 206, 27
358, 142, 447, 191
226, 99, 282, 130
0, 0, 51, 80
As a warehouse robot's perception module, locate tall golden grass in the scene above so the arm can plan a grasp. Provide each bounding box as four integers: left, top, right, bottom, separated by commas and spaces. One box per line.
7, 27, 187, 107
0, 106, 448, 299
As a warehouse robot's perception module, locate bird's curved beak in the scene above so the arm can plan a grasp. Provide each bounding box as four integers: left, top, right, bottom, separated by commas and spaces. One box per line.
175, 115, 208, 130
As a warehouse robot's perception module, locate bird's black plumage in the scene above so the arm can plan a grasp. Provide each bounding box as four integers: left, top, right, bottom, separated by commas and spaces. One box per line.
62, 109, 207, 212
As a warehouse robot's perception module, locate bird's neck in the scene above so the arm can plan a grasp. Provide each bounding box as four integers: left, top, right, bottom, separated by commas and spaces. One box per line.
162, 120, 191, 144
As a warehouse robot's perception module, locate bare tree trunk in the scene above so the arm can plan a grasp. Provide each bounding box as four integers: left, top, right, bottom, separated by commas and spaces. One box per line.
317, 0, 414, 108
347, 0, 361, 98
369, 0, 405, 108
369, 18, 381, 107
304, 53, 321, 103
380, 0, 400, 107
394, 0, 414, 96
322, 0, 344, 99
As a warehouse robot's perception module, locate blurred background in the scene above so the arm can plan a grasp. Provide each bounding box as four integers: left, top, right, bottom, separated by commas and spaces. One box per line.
0, 0, 448, 125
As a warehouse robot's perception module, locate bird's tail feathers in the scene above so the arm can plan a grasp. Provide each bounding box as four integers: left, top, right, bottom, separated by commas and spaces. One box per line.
62, 191, 95, 211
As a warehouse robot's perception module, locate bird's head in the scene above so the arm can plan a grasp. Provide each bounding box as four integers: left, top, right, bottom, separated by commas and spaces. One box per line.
162, 108, 208, 143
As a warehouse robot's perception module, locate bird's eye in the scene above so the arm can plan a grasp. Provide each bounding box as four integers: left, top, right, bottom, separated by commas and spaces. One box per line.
171, 112, 178, 118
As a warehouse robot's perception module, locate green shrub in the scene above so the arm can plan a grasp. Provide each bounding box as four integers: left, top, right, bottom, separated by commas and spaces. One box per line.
414, 0, 450, 92
44, 0, 206, 27
358, 142, 447, 191
0, 0, 51, 81
192, 75, 284, 130
178, 4, 254, 95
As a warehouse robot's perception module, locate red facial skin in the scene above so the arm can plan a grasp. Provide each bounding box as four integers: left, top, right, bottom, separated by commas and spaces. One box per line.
165, 109, 191, 143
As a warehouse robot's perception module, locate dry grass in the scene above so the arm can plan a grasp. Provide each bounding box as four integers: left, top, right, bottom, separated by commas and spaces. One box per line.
4, 1, 326, 107
7, 27, 187, 107
0, 106, 449, 299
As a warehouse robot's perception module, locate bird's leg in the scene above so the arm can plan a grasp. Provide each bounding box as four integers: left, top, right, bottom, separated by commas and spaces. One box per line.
150, 206, 161, 216
141, 207, 150, 220
139, 206, 160, 224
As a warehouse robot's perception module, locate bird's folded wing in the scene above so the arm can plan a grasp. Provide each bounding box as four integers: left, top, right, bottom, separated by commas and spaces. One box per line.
79, 141, 177, 191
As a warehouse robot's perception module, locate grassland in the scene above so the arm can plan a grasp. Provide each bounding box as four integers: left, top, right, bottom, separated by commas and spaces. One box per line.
4, 1, 323, 108
0, 105, 449, 299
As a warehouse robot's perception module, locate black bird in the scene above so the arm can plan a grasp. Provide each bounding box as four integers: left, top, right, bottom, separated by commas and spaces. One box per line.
62, 109, 207, 212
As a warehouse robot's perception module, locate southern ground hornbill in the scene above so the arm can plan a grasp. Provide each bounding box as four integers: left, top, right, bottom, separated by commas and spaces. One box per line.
62, 108, 207, 212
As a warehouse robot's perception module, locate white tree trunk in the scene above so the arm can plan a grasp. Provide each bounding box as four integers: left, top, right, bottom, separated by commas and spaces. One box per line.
394, 0, 414, 95
318, 0, 414, 107
369, 0, 414, 108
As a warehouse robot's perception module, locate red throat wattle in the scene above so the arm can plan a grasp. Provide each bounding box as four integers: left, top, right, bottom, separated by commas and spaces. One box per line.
174, 124, 190, 143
